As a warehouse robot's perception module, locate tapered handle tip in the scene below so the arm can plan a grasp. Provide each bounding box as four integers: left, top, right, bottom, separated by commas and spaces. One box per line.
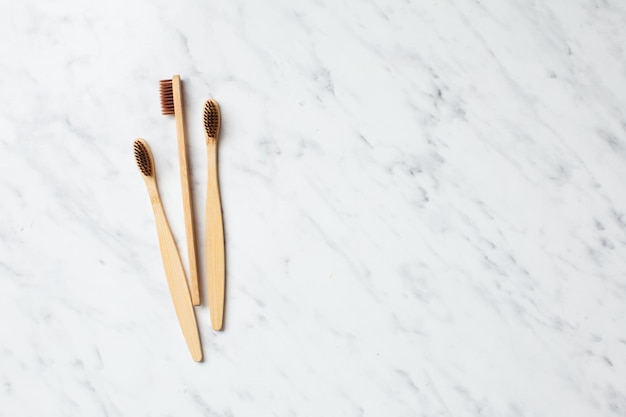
210, 305, 223, 330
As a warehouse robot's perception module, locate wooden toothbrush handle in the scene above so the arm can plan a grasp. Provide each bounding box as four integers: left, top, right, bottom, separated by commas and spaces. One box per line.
150, 187, 203, 361
206, 143, 225, 330
172, 76, 200, 306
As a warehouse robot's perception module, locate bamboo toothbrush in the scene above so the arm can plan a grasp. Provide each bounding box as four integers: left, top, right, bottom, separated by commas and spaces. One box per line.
160, 75, 200, 306
203, 99, 225, 330
133, 139, 203, 362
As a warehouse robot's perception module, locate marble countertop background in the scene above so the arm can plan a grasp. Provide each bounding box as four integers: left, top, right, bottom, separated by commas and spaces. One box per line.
1, 0, 626, 415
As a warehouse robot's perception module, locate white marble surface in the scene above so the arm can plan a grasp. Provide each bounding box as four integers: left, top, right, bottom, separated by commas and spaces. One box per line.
1, 0, 626, 415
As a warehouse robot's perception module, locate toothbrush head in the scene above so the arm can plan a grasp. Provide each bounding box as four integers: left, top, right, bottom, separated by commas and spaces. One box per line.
133, 139, 154, 177
203, 99, 220, 143
159, 79, 175, 115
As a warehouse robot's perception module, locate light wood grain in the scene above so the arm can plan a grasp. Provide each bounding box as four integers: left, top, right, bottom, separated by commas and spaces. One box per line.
172, 75, 200, 306
206, 142, 225, 331
136, 139, 203, 361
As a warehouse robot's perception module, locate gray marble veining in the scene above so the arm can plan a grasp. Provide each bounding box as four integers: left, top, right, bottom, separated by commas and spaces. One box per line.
1, 0, 625, 415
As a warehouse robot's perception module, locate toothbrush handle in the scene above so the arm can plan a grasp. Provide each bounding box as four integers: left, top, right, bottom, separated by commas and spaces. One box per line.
206, 143, 225, 330
150, 187, 203, 361
172, 75, 200, 306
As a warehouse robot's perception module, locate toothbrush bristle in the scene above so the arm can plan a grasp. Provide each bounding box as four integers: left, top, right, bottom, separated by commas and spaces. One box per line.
133, 140, 153, 177
203, 99, 220, 139
159, 79, 175, 115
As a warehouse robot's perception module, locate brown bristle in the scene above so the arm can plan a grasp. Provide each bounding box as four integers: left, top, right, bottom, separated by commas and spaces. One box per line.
159, 79, 175, 115
133, 140, 153, 177
203, 99, 220, 140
